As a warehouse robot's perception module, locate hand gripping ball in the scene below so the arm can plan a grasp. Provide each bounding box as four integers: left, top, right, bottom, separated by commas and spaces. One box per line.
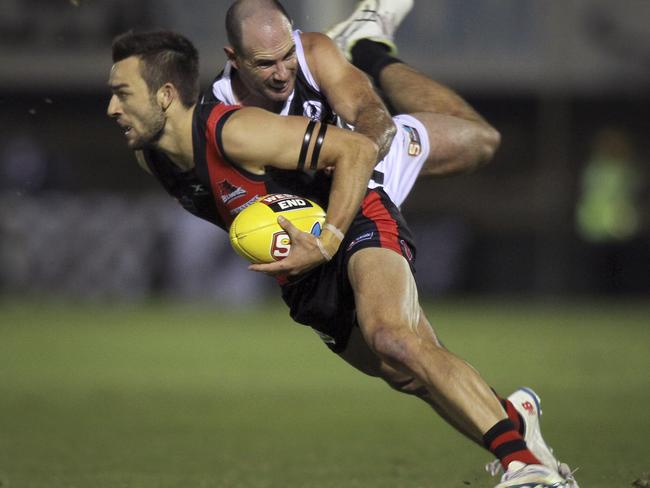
229, 194, 325, 264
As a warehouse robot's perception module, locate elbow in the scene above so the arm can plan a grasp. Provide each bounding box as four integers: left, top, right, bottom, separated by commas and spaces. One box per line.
355, 134, 380, 170
378, 122, 398, 161
367, 138, 381, 168
386, 122, 398, 146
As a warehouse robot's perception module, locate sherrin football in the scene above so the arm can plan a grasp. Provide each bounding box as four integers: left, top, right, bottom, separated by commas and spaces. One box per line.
229, 194, 325, 264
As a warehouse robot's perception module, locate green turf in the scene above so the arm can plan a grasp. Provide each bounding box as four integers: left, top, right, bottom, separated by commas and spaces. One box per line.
1, 299, 648, 487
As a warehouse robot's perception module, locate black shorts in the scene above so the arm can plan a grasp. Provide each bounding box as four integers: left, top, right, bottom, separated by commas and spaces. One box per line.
280, 188, 416, 353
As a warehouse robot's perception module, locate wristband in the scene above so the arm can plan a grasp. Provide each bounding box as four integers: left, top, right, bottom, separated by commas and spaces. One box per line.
323, 223, 344, 242
315, 238, 333, 261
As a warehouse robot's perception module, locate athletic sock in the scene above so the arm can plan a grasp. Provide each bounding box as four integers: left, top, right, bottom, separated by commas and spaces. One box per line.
483, 419, 541, 470
350, 39, 402, 87
500, 397, 525, 436
491, 389, 525, 436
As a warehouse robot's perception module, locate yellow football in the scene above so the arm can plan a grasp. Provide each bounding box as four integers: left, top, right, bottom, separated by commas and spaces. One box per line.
229, 194, 326, 264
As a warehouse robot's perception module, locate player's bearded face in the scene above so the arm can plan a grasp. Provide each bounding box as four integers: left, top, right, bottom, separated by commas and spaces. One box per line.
122, 96, 166, 150
107, 58, 166, 150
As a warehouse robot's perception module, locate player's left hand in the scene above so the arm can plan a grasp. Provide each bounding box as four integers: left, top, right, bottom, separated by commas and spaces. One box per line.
248, 215, 328, 277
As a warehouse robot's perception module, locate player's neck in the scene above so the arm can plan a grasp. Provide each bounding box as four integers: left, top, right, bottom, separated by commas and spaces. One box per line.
156, 105, 196, 171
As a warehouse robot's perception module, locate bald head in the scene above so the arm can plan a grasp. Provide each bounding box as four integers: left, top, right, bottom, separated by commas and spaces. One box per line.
226, 0, 292, 54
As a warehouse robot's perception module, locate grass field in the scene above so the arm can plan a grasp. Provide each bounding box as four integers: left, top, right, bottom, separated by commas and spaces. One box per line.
1, 298, 649, 487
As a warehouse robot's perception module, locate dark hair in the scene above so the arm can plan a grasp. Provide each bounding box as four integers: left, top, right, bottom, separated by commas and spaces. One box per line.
226, 0, 292, 53
111, 30, 199, 107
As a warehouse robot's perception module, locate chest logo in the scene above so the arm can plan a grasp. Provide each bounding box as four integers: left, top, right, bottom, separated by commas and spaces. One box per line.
216, 179, 247, 203
303, 100, 323, 121
190, 183, 208, 195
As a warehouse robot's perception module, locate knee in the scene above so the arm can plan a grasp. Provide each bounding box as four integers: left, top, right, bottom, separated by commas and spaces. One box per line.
366, 324, 421, 369
452, 124, 501, 174
476, 125, 501, 169
363, 316, 449, 379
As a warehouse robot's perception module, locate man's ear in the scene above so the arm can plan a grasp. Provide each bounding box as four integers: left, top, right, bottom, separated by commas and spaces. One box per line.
157, 83, 175, 111
224, 45, 239, 69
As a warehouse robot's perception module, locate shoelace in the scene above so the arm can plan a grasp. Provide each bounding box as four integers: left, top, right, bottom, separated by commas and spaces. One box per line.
485, 459, 502, 476
558, 464, 580, 488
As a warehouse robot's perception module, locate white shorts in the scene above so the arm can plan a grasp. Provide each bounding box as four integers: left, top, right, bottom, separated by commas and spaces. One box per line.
367, 114, 430, 208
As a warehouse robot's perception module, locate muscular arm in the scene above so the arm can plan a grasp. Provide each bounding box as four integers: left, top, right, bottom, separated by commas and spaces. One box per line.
221, 106, 378, 262
302, 32, 396, 162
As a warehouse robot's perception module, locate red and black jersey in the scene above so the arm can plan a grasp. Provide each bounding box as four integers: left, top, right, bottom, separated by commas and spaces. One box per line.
142, 102, 417, 354
141, 100, 331, 232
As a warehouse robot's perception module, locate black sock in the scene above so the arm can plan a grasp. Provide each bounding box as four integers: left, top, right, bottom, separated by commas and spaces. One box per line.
350, 39, 402, 87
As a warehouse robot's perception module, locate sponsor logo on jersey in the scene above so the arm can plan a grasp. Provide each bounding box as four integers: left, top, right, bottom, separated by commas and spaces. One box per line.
303, 100, 323, 121
178, 183, 210, 212
216, 179, 247, 203
346, 231, 374, 251
231, 196, 259, 215
400, 239, 414, 262
403, 125, 422, 157
190, 183, 209, 195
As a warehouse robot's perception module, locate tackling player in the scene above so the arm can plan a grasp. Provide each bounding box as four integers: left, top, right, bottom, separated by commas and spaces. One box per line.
208, 0, 499, 208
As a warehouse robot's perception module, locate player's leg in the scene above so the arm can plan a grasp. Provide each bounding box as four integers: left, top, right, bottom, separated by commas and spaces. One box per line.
351, 43, 500, 176
338, 309, 577, 487
368, 109, 495, 209
339, 312, 540, 444
328, 1, 500, 177
339, 315, 490, 446
325, 0, 474, 124
346, 246, 545, 467
326, 0, 478, 125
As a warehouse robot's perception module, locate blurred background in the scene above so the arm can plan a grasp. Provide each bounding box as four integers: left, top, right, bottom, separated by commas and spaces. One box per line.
2, 5, 648, 486
1, 0, 649, 303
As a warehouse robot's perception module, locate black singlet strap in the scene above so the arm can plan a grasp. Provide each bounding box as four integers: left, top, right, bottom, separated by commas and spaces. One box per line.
297, 120, 317, 171
309, 123, 329, 170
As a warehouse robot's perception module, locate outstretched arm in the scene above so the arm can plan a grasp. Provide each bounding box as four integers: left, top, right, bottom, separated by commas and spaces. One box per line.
221, 107, 378, 275
303, 32, 396, 162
